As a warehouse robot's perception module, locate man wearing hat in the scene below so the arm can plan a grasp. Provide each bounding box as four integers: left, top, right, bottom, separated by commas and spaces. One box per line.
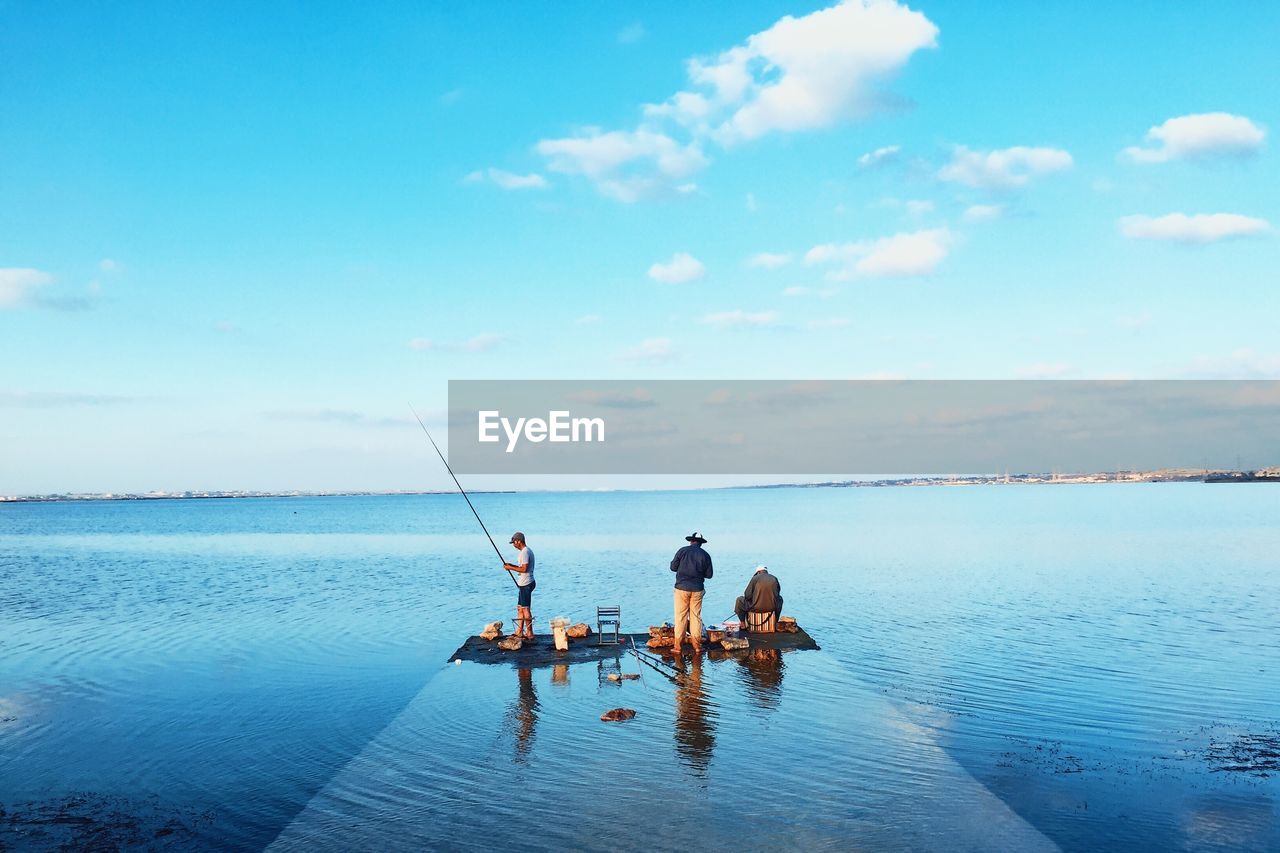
503, 532, 535, 641
670, 531, 713, 654
735, 565, 782, 631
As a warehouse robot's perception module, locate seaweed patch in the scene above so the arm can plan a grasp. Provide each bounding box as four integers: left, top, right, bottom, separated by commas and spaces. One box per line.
1202, 729, 1280, 777
0, 793, 216, 850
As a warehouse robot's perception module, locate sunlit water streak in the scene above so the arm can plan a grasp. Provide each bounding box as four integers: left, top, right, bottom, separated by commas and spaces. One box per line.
2, 485, 1278, 850
270, 654, 1054, 852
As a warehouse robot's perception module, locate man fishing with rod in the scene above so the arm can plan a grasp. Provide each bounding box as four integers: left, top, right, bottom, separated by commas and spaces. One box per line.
503, 531, 535, 641
410, 407, 537, 640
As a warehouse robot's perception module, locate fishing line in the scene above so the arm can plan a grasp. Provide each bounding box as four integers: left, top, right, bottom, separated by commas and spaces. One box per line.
628, 637, 650, 691
630, 644, 682, 684
409, 404, 518, 588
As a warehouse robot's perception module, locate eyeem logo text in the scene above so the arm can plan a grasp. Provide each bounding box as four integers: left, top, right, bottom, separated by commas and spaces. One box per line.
478, 410, 605, 453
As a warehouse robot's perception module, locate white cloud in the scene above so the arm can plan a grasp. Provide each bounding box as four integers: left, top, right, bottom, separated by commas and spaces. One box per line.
858, 144, 901, 168
466, 167, 549, 190
1015, 362, 1071, 379
488, 169, 549, 190
541, 0, 937, 199
808, 317, 850, 329
408, 333, 503, 352
701, 309, 779, 328
748, 251, 791, 269
0, 268, 53, 309
616, 337, 676, 363
937, 145, 1073, 189
575, 314, 602, 324
904, 199, 934, 217
783, 285, 840, 297
746, 192, 758, 212
806, 228, 951, 279
1123, 112, 1265, 163
1118, 213, 1271, 243
1183, 349, 1280, 379
0, 390, 139, 408
98, 258, 119, 273
1117, 312, 1153, 330
536, 129, 707, 202
962, 204, 1003, 223
648, 252, 706, 284
460, 333, 503, 352
264, 408, 413, 429
657, 0, 939, 144
618, 22, 646, 44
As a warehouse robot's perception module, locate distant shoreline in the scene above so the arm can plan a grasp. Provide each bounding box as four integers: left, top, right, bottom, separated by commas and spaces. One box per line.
741, 468, 1280, 490
0, 489, 505, 504
4, 468, 1277, 504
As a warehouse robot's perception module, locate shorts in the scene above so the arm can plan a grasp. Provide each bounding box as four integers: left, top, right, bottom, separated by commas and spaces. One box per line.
517, 580, 536, 608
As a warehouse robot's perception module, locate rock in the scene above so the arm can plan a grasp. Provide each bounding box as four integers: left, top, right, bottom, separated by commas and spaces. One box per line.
647, 636, 673, 649
600, 708, 636, 722
550, 617, 570, 651
648, 624, 674, 638
567, 623, 591, 639
778, 616, 799, 633
719, 637, 749, 651
479, 621, 503, 641
496, 636, 523, 652
707, 629, 725, 644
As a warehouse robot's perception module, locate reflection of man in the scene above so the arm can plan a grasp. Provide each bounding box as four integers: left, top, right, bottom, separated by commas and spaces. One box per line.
670, 532, 713, 655
509, 667, 539, 763
735, 565, 782, 629
674, 655, 715, 774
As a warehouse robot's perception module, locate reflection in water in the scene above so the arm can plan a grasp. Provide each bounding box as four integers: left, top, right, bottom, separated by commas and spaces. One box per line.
507, 668, 539, 764
674, 656, 716, 775
11, 489, 1280, 851
736, 648, 786, 711
551, 663, 569, 687
597, 657, 622, 687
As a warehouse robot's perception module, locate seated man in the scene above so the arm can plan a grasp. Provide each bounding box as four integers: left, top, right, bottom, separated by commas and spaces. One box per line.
734, 565, 782, 630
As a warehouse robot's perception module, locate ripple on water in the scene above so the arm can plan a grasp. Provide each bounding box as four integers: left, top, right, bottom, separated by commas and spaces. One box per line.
3, 485, 1279, 850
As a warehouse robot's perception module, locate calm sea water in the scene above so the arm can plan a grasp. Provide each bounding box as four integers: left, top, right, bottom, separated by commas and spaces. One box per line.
2, 484, 1278, 851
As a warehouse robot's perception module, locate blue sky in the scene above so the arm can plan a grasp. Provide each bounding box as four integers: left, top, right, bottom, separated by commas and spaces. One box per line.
2, 1, 1277, 494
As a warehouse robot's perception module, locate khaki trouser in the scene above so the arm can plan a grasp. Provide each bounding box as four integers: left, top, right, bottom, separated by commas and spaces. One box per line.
673, 589, 704, 646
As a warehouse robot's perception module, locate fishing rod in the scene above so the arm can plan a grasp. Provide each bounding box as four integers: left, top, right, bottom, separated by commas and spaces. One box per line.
630, 642, 682, 684
628, 637, 649, 691
409, 404, 518, 588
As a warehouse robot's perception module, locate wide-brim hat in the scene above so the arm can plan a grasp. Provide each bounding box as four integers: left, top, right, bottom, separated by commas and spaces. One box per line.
685, 531, 708, 543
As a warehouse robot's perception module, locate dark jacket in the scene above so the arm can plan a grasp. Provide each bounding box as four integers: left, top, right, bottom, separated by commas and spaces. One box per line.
742, 570, 782, 613
670, 543, 713, 592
